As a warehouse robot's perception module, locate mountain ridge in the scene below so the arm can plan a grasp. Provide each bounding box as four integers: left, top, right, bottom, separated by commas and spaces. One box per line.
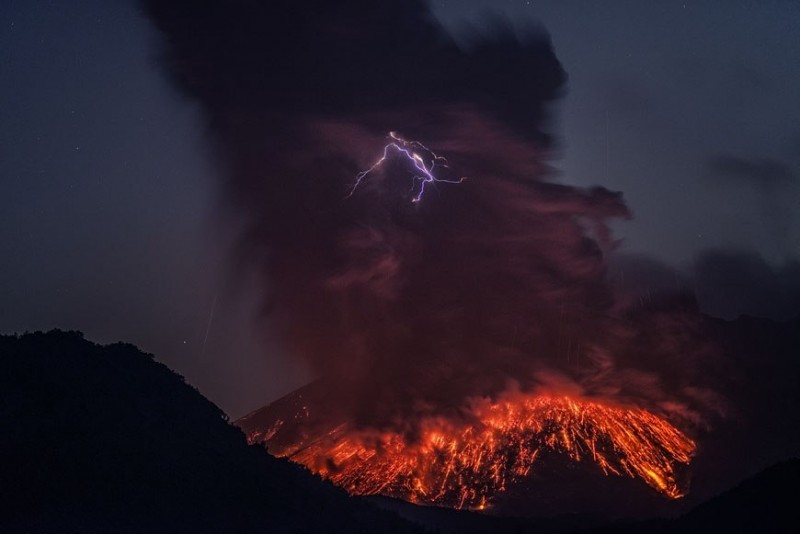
0, 330, 421, 533
3, 328, 798, 532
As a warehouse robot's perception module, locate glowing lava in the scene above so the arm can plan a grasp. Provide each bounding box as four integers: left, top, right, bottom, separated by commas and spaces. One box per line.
243, 394, 695, 510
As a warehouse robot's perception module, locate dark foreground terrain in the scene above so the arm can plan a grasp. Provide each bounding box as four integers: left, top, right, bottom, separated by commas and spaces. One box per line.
1, 329, 798, 533
0, 331, 420, 533
369, 457, 800, 533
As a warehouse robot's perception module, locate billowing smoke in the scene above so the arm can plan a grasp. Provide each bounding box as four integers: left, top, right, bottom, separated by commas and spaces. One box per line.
141, 0, 720, 433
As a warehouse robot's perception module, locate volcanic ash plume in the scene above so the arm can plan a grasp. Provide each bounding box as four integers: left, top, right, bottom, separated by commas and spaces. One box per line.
143, 0, 720, 510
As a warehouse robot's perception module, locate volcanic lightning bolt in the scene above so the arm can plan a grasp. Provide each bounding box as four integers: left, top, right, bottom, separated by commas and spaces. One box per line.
347, 132, 466, 202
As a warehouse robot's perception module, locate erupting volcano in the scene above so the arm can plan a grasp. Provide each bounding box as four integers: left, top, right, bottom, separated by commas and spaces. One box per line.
142, 0, 724, 517
239, 388, 695, 510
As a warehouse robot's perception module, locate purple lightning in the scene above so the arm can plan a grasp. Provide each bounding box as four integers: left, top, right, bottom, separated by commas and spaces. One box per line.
347, 132, 466, 203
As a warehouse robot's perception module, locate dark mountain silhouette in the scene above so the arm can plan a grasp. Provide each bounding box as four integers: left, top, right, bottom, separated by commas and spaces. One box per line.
360, 458, 800, 533
337, 458, 797, 534
677, 458, 800, 533
0, 330, 421, 533
2, 327, 798, 533
584, 458, 800, 534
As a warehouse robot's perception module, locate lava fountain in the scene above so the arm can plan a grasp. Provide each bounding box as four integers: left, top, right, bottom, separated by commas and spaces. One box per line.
239, 389, 695, 510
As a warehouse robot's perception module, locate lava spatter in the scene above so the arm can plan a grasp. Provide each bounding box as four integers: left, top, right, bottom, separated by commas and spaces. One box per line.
242, 393, 695, 510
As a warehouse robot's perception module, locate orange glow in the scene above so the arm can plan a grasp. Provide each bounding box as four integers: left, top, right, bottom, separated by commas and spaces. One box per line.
249, 394, 695, 510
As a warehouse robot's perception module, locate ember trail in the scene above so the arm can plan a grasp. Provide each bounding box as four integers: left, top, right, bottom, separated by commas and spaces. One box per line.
347, 132, 466, 202
243, 394, 695, 510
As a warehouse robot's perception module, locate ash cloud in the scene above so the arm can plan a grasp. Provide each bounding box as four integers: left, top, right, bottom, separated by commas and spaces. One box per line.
703, 155, 799, 253
141, 0, 720, 430
693, 250, 800, 321
706, 156, 796, 189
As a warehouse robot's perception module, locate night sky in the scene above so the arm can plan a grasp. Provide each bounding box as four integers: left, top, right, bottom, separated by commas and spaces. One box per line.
2, 0, 799, 418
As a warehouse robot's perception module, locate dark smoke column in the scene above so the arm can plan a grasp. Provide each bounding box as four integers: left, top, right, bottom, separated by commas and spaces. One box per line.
142, 0, 583, 408
143, 3, 720, 513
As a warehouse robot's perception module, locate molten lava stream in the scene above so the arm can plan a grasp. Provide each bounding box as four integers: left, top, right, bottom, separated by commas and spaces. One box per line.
263, 395, 695, 510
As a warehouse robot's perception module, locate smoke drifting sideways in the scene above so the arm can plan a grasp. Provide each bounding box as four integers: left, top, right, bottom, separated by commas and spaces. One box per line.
141, 0, 722, 434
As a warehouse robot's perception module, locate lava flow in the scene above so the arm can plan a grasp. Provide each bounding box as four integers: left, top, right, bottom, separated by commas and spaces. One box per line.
242, 393, 696, 510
